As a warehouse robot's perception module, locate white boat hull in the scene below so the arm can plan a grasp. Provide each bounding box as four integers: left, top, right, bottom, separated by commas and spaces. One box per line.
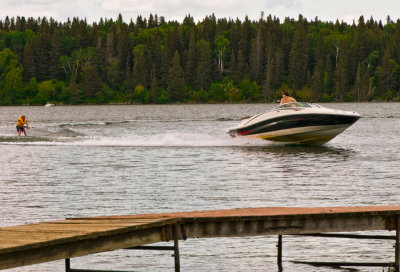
228, 102, 361, 145
247, 124, 352, 145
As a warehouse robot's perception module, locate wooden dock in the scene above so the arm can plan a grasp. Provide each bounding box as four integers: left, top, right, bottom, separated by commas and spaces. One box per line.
1, 206, 400, 271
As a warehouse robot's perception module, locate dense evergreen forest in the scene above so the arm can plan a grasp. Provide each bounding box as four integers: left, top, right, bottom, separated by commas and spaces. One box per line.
0, 13, 400, 105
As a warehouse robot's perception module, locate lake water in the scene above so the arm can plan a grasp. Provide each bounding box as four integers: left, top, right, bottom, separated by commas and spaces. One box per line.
0, 103, 399, 272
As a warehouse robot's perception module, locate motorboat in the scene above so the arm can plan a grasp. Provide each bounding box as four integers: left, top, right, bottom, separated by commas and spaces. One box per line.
227, 102, 361, 145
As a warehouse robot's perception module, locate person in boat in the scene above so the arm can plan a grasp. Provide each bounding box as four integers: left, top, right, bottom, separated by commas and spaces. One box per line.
16, 115, 29, 136
280, 90, 297, 104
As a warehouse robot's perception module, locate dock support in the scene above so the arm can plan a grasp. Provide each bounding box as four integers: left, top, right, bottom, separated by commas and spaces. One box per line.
64, 224, 182, 272
65, 258, 70, 272
277, 235, 283, 271
396, 216, 400, 272
173, 224, 181, 272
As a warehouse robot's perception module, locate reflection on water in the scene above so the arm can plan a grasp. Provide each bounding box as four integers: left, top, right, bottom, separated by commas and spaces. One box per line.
0, 103, 399, 272
235, 143, 355, 156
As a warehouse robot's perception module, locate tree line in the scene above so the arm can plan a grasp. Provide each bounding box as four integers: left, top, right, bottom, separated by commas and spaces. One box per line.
0, 13, 400, 105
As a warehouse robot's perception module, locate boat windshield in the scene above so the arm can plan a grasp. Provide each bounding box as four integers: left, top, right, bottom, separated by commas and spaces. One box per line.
274, 102, 312, 110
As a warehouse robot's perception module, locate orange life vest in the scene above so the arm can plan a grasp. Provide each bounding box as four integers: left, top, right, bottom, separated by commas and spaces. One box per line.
16, 117, 26, 127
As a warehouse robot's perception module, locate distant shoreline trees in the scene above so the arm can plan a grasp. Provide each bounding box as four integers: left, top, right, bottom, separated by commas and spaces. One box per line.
0, 13, 399, 105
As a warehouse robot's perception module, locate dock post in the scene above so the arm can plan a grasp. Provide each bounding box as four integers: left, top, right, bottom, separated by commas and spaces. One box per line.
277, 235, 283, 271
173, 224, 180, 272
396, 216, 400, 272
65, 258, 70, 272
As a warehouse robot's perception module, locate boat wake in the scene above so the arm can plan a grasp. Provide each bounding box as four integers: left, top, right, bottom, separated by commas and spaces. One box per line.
45, 128, 84, 138
0, 131, 352, 157
67, 132, 266, 147
0, 132, 266, 147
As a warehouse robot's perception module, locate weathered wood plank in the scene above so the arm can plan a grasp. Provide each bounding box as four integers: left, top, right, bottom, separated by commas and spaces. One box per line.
0, 218, 175, 258
0, 226, 165, 270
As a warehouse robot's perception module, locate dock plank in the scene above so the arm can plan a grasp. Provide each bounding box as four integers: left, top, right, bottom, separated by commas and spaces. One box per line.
0, 218, 171, 256
94, 206, 400, 220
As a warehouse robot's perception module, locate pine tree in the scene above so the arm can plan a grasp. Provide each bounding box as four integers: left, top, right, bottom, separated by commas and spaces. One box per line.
335, 43, 349, 101
185, 30, 197, 87
132, 48, 148, 88
149, 76, 159, 103
310, 59, 324, 101
124, 65, 134, 103
289, 17, 309, 90
232, 49, 246, 84
15, 16, 27, 32
153, 34, 164, 87
49, 29, 63, 80
106, 26, 117, 62
201, 14, 216, 44
116, 23, 131, 81
355, 16, 367, 65
228, 49, 237, 79
82, 62, 102, 99
69, 72, 81, 104
263, 44, 274, 101
195, 39, 212, 90
239, 16, 252, 63
162, 29, 176, 77
167, 50, 186, 101
376, 45, 399, 98
322, 54, 334, 99
22, 40, 36, 81
249, 19, 264, 84
35, 33, 51, 81
274, 48, 284, 89
146, 31, 163, 88
229, 19, 241, 57
355, 62, 370, 101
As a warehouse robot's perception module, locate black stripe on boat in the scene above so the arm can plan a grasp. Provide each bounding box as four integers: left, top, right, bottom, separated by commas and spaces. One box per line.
232, 114, 360, 136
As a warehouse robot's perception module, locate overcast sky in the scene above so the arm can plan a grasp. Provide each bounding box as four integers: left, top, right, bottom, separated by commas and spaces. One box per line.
1, 0, 399, 24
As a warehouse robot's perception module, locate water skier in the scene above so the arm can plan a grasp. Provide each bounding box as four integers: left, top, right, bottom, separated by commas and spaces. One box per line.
16, 115, 29, 136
